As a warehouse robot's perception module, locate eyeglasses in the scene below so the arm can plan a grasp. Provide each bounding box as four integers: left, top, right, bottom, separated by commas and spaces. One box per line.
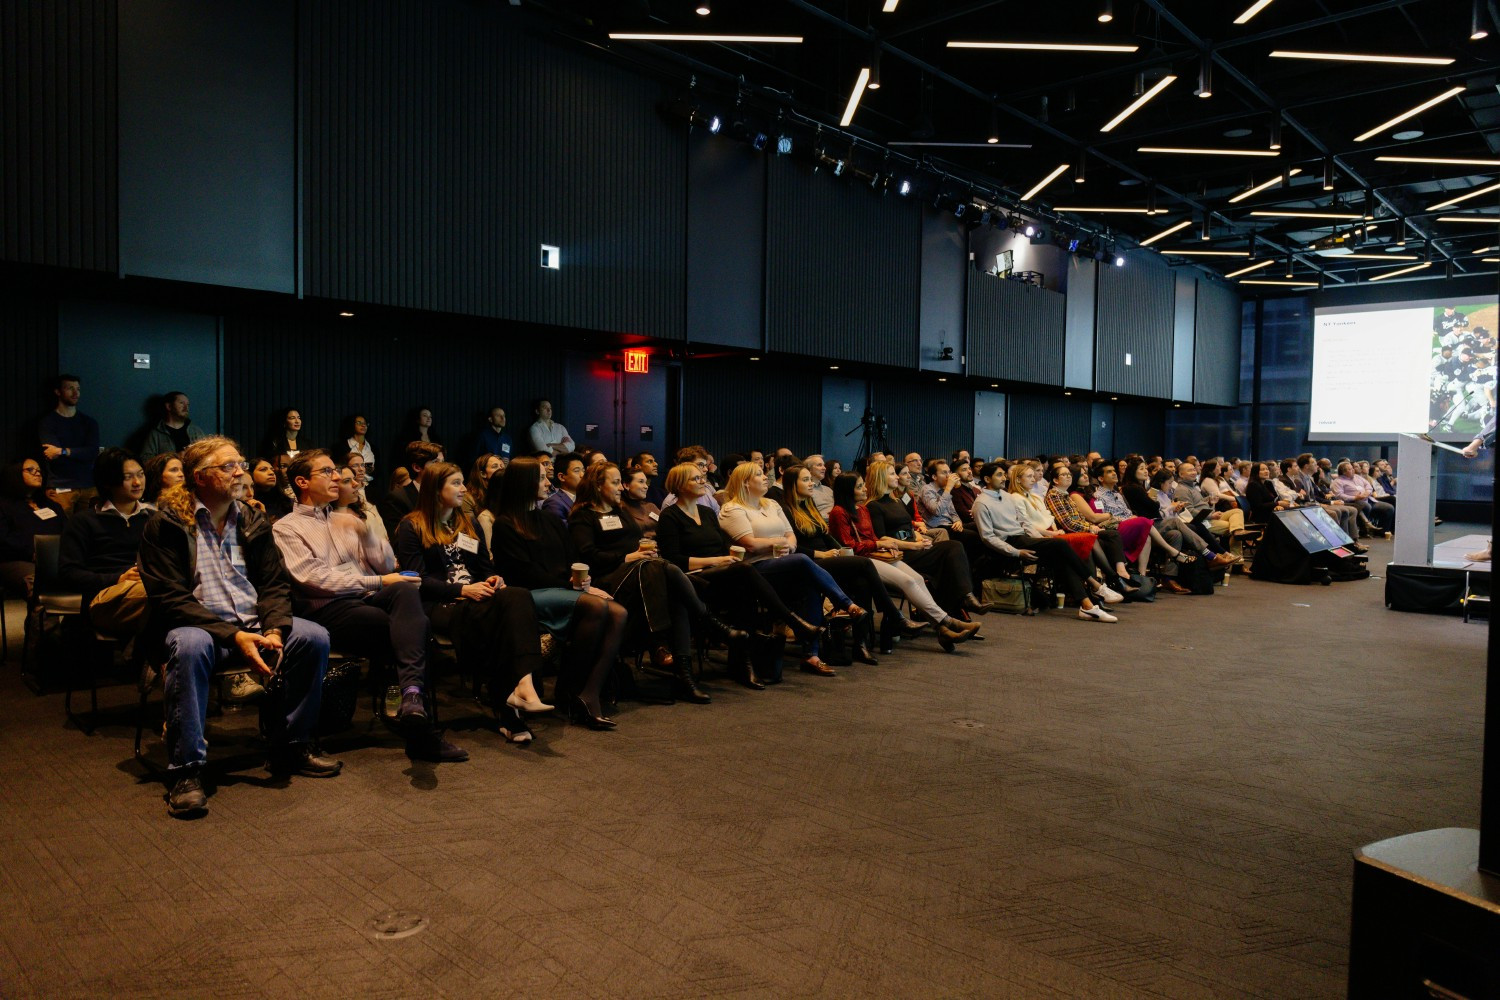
309, 467, 339, 478
204, 460, 250, 474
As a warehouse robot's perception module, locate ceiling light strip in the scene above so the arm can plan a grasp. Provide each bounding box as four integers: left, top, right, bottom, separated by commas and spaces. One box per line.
1234, 0, 1276, 24
1139, 219, 1192, 246
947, 41, 1139, 52
1138, 146, 1280, 157
1268, 50, 1455, 66
1353, 86, 1466, 143
1022, 163, 1072, 202
1225, 259, 1276, 278
1100, 75, 1177, 133
889, 141, 1033, 148
1227, 168, 1303, 204
1052, 206, 1153, 213
882, 0, 899, 10
1369, 261, 1433, 281
1428, 180, 1500, 212
1436, 216, 1500, 224
1249, 211, 1364, 219
1377, 156, 1500, 167
839, 67, 871, 127
607, 33, 804, 42
1162, 249, 1254, 257
1335, 253, 1420, 260
1240, 280, 1320, 287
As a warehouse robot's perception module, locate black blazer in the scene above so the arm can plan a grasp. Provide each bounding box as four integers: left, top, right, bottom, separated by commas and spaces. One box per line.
655, 502, 732, 570
568, 504, 643, 578
393, 518, 494, 607
489, 510, 572, 590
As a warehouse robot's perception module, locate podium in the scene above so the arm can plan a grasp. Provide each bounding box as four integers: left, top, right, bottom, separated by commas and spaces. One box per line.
1385, 434, 1489, 613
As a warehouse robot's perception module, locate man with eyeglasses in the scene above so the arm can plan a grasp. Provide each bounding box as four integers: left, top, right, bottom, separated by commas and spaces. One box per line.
662, 445, 720, 512
59, 447, 159, 649
273, 451, 464, 763
139, 436, 339, 818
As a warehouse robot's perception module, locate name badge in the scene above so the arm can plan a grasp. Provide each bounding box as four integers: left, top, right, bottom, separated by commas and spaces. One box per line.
455, 533, 479, 554
599, 515, 623, 531
648, 511, 659, 521
227, 544, 246, 568
34, 507, 57, 520
500, 443, 510, 455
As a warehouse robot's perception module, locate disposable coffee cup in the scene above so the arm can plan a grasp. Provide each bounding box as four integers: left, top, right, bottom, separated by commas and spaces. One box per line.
839, 547, 854, 557
570, 563, 590, 589
729, 545, 746, 561
1055, 593, 1065, 609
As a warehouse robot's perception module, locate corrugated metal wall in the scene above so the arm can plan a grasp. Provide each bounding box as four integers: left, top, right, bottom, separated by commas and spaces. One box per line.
0, 293, 60, 462
869, 379, 975, 462
1194, 278, 1242, 406
681, 359, 822, 467
301, 0, 686, 338
1006, 395, 1092, 458
222, 315, 565, 473
966, 278, 1065, 384
765, 157, 920, 366
0, 0, 117, 272
1095, 256, 1175, 399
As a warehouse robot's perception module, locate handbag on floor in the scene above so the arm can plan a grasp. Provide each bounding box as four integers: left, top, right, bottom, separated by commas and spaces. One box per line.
980, 576, 1032, 614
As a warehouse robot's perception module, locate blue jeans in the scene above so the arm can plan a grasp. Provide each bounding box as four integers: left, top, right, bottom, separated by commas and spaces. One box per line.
164, 618, 330, 772
753, 553, 853, 655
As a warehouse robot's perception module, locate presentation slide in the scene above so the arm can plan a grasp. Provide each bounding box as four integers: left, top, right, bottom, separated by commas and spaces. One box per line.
1309, 295, 1499, 442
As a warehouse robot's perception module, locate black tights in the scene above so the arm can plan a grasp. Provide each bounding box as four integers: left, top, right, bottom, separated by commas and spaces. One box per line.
561, 593, 627, 716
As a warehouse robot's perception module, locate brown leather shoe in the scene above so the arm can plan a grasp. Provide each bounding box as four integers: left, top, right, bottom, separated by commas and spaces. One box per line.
799, 657, 837, 676
1161, 579, 1192, 595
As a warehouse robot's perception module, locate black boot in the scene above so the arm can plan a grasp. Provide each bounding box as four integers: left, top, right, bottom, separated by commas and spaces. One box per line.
673, 664, 711, 704
701, 615, 748, 646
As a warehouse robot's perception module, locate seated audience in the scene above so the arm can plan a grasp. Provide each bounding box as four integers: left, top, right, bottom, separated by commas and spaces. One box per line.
542, 452, 585, 522
803, 454, 835, 517
143, 452, 184, 505
248, 457, 294, 522
262, 408, 305, 461
622, 467, 661, 538
864, 460, 990, 620
463, 453, 502, 522
141, 391, 206, 459
274, 450, 465, 763
1072, 464, 1159, 580
0, 458, 66, 600
661, 447, 721, 513
1243, 462, 1287, 525
139, 436, 339, 818
1043, 463, 1133, 590
628, 452, 667, 507
58, 447, 153, 640
394, 461, 550, 744
378, 441, 442, 538
340, 414, 376, 481
1333, 460, 1395, 536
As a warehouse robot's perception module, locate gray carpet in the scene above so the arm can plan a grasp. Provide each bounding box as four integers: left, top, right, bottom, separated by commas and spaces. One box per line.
0, 534, 1486, 999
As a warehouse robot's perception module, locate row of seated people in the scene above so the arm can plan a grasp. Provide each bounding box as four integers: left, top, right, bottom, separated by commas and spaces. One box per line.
4, 437, 1400, 818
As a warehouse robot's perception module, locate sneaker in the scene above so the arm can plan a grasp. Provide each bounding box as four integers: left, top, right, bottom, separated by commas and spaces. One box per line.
167, 773, 208, 817
1094, 584, 1125, 604
225, 673, 265, 701
406, 733, 470, 763
1077, 605, 1118, 623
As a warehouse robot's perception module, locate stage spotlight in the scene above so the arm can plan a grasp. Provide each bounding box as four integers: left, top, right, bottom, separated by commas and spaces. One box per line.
954, 202, 969, 219
776, 135, 793, 155
1029, 225, 1049, 243
1067, 238, 1082, 252
1114, 254, 1126, 267
898, 178, 912, 196
751, 132, 768, 151
708, 115, 722, 134
1024, 223, 1037, 237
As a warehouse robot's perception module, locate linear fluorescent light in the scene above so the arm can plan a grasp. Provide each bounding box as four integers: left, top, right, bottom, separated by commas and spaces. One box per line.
1228, 168, 1303, 204
1377, 156, 1500, 166
1022, 163, 1071, 202
1437, 216, 1500, 224
1234, 0, 1275, 24
1225, 259, 1276, 278
1353, 86, 1466, 142
1473, 246, 1498, 254
840, 67, 871, 126
1369, 261, 1433, 281
1240, 280, 1320, 287
948, 41, 1139, 52
1161, 249, 1254, 257
1140, 219, 1193, 246
1052, 206, 1154, 213
1100, 75, 1177, 133
1484, 258, 1500, 263
1249, 211, 1364, 219
889, 141, 1033, 148
1428, 181, 1500, 211
882, 0, 899, 9
1138, 146, 1280, 157
608, 33, 804, 42
1269, 50, 1455, 66
1335, 253, 1420, 260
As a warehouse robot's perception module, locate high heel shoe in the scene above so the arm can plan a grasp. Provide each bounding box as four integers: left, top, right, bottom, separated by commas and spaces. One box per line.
962, 593, 994, 615
842, 603, 867, 619
506, 692, 555, 714
898, 618, 930, 637
853, 644, 879, 665
799, 657, 837, 676
567, 696, 617, 730
937, 632, 957, 654
786, 614, 823, 643
939, 619, 978, 644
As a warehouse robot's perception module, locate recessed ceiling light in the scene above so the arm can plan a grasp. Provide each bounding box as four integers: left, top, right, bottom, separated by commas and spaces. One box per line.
1137, 146, 1280, 157
1268, 50, 1455, 66
830, 365, 840, 370
607, 33, 803, 43
1099, 75, 1177, 132
948, 41, 1139, 53
1352, 86, 1465, 142
695, 4, 710, 14
1223, 128, 1253, 138
1391, 129, 1425, 140
938, 377, 948, 382
338, 311, 355, 318
1119, 178, 1143, 186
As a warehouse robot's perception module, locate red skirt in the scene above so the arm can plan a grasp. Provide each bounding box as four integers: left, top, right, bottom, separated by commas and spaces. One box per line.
1060, 532, 1096, 563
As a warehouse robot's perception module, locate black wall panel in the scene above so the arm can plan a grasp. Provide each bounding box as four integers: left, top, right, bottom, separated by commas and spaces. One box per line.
870, 380, 974, 463
765, 158, 919, 366
1172, 272, 1196, 402
919, 207, 965, 375
118, 0, 295, 292
1112, 402, 1166, 457
1096, 255, 1175, 399
681, 359, 821, 466
222, 316, 564, 474
1007, 395, 1091, 458
1194, 278, 1242, 406
0, 291, 60, 463
0, 0, 117, 272
1064, 257, 1097, 390
686, 135, 764, 349
302, 0, 686, 338
967, 278, 1065, 385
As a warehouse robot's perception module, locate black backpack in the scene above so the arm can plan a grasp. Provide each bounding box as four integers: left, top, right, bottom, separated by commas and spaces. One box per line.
1177, 555, 1218, 595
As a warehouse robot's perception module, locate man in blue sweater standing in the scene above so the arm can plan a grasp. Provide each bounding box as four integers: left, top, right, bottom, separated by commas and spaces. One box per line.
39, 374, 101, 514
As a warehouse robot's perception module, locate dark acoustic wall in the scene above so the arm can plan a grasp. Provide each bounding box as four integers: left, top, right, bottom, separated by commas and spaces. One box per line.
302, 0, 686, 338
0, 0, 117, 272
918, 207, 965, 375
0, 293, 61, 463
1095, 254, 1175, 399
1172, 272, 1196, 402
1112, 401, 1166, 457
1007, 395, 1092, 458
1064, 257, 1097, 390
1194, 278, 1242, 406
222, 316, 565, 474
118, 0, 295, 292
967, 278, 1066, 385
681, 359, 822, 466
869, 380, 974, 463
765, 157, 920, 366
687, 135, 764, 350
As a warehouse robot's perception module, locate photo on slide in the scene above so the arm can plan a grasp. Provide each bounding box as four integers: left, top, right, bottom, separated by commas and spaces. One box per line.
1428, 301, 1499, 436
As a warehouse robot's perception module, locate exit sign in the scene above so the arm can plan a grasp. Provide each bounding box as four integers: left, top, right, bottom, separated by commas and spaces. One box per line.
623, 349, 649, 374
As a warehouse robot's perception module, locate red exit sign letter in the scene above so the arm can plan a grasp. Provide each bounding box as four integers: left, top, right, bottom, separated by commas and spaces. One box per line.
623, 349, 649, 374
